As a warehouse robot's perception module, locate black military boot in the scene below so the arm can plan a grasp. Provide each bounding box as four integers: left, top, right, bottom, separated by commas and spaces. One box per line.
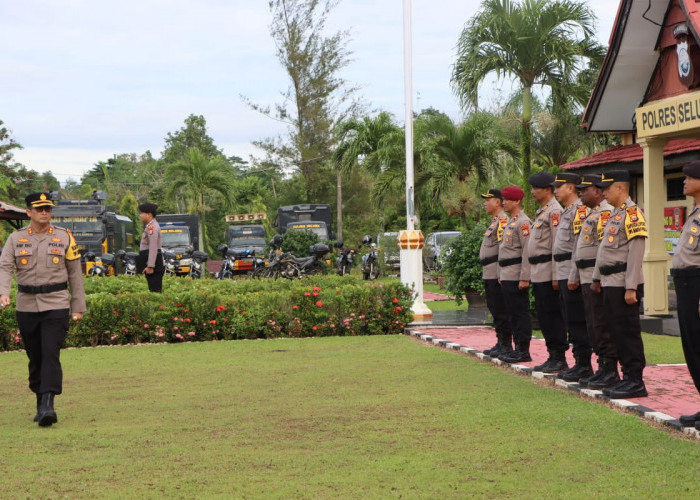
559, 354, 593, 382
579, 357, 605, 388
37, 393, 58, 427
483, 342, 501, 357
541, 350, 568, 374
588, 358, 621, 389
499, 341, 531, 363
533, 353, 554, 372
33, 393, 41, 422
603, 377, 647, 399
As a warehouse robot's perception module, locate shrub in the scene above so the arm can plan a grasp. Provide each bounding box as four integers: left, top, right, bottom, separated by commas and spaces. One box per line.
441, 220, 488, 304
282, 229, 319, 257
0, 275, 414, 351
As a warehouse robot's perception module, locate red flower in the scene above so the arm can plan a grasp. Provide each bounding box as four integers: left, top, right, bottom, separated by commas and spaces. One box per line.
312, 286, 321, 292
209, 320, 217, 325
216, 305, 225, 313
293, 305, 299, 310
316, 301, 323, 307
304, 292, 311, 296
159, 305, 165, 310
392, 297, 399, 304
312, 326, 318, 331
313, 292, 319, 297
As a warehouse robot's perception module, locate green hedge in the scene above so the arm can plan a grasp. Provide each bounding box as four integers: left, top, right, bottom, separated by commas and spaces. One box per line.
0, 275, 414, 351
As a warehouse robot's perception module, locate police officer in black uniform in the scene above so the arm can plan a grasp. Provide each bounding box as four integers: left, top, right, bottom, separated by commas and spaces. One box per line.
138, 202, 165, 292
670, 161, 700, 427
0, 192, 86, 426
479, 189, 514, 358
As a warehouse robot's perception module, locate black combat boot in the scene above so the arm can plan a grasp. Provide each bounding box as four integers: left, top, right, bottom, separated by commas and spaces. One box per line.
37, 393, 58, 427
483, 342, 500, 357
498, 341, 531, 363
559, 354, 593, 382
579, 357, 605, 387
33, 393, 41, 422
541, 350, 568, 374
603, 377, 647, 399
588, 358, 620, 389
533, 352, 554, 372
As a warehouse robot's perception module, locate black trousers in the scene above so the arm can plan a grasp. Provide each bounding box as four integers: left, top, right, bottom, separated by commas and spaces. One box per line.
17, 309, 70, 395
602, 286, 646, 380
558, 279, 592, 359
674, 275, 700, 395
532, 281, 568, 353
499, 281, 531, 346
484, 279, 513, 344
581, 284, 617, 360
146, 270, 165, 293
139, 250, 165, 292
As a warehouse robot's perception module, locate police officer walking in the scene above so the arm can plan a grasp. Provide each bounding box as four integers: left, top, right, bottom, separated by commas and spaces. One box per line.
592, 170, 648, 399
138, 203, 165, 293
670, 161, 700, 427
528, 172, 568, 373
496, 186, 533, 363
0, 192, 86, 426
552, 172, 593, 382
569, 175, 619, 389
479, 189, 514, 358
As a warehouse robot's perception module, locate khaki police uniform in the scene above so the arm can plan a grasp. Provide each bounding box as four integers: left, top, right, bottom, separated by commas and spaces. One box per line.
553, 199, 591, 363
480, 211, 512, 351
497, 211, 532, 351
0, 224, 86, 395
570, 200, 617, 363
592, 197, 647, 381
528, 199, 568, 355
139, 219, 165, 292
671, 205, 700, 397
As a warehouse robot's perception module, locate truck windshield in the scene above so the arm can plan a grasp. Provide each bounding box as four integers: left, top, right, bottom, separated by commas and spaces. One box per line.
55, 218, 102, 236
229, 237, 267, 248
162, 229, 191, 247
287, 223, 329, 241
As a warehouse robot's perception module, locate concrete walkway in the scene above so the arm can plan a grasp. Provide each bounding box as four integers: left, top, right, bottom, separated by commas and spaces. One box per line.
406, 325, 700, 439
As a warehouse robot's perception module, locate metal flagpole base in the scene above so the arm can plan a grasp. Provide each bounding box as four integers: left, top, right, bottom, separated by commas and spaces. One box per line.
398, 230, 432, 324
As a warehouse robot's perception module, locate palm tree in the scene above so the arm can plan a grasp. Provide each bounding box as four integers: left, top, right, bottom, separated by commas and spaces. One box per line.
167, 148, 233, 252
451, 0, 601, 183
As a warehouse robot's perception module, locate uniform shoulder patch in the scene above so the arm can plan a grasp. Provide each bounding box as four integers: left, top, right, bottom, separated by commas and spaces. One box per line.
551, 212, 560, 227
520, 223, 530, 237
625, 207, 648, 239
65, 231, 82, 261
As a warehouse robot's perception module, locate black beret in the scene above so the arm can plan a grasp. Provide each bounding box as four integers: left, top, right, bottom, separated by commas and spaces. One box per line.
528, 172, 555, 188
551, 172, 580, 186
576, 174, 602, 189
138, 202, 158, 216
683, 160, 700, 179
480, 188, 503, 200
596, 170, 630, 188
25, 192, 55, 208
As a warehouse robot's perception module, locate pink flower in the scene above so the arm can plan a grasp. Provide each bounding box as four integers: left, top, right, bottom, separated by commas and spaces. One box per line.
175, 333, 184, 340
313, 292, 319, 297
312, 326, 318, 331
330, 324, 335, 328
316, 301, 323, 307
187, 331, 196, 337
293, 305, 299, 310
304, 292, 311, 297
143, 324, 150, 329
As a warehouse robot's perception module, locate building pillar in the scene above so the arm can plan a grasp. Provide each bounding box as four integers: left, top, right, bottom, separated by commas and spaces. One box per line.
638, 136, 669, 315
398, 230, 433, 323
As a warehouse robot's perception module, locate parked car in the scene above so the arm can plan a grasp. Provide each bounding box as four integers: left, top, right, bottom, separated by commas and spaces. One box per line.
376, 232, 400, 272
423, 231, 461, 271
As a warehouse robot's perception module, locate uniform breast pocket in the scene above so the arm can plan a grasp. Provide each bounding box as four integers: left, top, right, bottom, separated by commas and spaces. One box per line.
47, 247, 65, 266
15, 247, 36, 269
557, 224, 571, 241
532, 225, 544, 239
684, 231, 700, 251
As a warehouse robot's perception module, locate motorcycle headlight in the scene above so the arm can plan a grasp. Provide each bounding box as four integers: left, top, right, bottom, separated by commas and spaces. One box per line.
179, 258, 192, 266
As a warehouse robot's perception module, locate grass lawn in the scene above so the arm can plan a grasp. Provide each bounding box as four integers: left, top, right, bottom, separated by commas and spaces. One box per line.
1, 336, 699, 498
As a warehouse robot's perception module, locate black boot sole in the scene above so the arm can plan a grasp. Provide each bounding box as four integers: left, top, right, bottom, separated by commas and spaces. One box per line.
38, 412, 57, 427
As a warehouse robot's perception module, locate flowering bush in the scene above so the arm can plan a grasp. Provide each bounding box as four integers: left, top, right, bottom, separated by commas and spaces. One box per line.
0, 275, 414, 350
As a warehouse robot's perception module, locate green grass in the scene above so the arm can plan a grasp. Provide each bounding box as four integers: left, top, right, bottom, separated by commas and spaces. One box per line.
1, 336, 699, 498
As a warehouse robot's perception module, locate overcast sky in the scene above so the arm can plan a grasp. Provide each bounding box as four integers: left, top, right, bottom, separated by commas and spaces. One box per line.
1, 0, 620, 184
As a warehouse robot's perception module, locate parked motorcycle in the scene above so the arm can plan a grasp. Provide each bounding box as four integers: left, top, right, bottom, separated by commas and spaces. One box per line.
188, 250, 208, 279
116, 249, 138, 276
279, 243, 331, 279
252, 235, 285, 279
360, 235, 380, 280
84, 251, 115, 277
334, 240, 355, 276
216, 244, 254, 279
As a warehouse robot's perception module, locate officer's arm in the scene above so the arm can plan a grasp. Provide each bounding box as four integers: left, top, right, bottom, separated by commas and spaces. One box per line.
147, 227, 159, 268
625, 237, 646, 291
0, 236, 16, 300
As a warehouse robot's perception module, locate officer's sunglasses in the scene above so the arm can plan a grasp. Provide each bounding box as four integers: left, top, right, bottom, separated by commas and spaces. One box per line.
32, 206, 53, 213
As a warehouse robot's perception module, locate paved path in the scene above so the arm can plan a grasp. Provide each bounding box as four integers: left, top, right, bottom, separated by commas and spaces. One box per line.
406, 325, 700, 439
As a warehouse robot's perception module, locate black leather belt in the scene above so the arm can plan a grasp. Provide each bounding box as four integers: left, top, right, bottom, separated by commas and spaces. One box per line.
599, 263, 627, 275
554, 252, 572, 262
575, 258, 597, 269
528, 254, 552, 264
480, 255, 498, 266
17, 282, 68, 294
671, 267, 700, 278
498, 257, 522, 267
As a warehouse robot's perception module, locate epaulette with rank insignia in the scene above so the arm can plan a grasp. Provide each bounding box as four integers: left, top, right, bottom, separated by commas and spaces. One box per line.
497, 215, 508, 242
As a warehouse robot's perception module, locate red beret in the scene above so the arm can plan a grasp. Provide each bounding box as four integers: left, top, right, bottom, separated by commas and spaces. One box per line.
501, 186, 524, 201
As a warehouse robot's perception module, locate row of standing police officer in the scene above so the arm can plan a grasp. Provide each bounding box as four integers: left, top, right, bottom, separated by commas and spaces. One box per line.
479, 170, 649, 399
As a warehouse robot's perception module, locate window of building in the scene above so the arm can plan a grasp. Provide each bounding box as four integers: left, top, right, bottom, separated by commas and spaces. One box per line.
667, 177, 685, 201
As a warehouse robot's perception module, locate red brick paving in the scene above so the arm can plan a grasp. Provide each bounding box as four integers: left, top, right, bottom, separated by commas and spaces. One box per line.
409, 326, 700, 434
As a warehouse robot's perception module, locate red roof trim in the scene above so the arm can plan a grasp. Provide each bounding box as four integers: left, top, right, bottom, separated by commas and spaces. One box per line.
561, 138, 700, 170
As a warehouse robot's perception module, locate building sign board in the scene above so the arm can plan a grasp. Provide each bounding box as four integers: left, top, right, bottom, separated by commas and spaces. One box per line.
636, 89, 700, 138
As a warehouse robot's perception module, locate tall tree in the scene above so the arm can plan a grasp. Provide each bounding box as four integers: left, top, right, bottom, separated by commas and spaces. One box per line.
162, 114, 223, 164
0, 120, 23, 201
451, 0, 601, 184
166, 148, 233, 253
246, 0, 363, 202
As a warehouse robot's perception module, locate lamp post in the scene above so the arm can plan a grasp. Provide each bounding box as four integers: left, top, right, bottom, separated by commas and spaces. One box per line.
399, 0, 432, 323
